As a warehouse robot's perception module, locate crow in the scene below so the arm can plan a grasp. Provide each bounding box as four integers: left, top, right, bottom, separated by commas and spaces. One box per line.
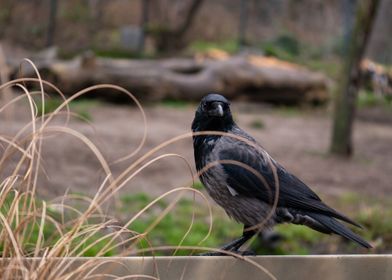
192, 93, 372, 255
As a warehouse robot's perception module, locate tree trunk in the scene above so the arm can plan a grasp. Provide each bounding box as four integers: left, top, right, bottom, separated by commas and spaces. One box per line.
46, 0, 58, 47
330, 0, 380, 156
139, 0, 150, 53
153, 0, 205, 52
238, 0, 250, 48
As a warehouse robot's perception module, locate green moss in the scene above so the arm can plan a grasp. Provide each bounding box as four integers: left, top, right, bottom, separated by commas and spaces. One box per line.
188, 40, 239, 55
260, 34, 301, 61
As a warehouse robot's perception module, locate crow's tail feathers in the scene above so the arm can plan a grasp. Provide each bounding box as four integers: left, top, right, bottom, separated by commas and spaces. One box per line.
307, 212, 372, 249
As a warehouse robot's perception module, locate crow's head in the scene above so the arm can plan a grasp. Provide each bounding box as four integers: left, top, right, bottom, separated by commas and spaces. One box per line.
198, 93, 230, 118
192, 93, 234, 132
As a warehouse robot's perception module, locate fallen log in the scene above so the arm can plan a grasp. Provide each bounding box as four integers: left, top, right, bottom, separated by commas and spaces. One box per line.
12, 53, 330, 104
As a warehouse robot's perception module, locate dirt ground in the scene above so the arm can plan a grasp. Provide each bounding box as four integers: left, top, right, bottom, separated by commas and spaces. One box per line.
1, 99, 392, 205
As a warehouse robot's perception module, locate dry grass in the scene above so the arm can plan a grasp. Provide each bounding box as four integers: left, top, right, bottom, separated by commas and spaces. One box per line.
0, 60, 277, 279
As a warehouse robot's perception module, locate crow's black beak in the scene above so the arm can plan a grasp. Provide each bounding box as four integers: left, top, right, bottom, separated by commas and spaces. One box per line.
208, 102, 224, 117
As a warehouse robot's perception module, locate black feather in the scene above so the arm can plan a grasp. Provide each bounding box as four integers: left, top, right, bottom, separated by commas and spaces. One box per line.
219, 144, 362, 228
306, 212, 372, 248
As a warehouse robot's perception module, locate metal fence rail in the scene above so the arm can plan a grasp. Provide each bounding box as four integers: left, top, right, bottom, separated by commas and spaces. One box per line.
1, 255, 391, 280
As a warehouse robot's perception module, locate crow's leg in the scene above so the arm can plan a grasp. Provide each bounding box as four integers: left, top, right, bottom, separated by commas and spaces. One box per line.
199, 225, 256, 256
224, 225, 257, 252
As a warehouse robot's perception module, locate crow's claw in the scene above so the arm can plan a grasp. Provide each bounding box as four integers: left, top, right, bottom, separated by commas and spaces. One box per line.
236, 250, 256, 256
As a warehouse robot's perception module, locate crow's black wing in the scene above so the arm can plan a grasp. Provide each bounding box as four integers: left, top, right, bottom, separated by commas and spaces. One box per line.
218, 138, 361, 227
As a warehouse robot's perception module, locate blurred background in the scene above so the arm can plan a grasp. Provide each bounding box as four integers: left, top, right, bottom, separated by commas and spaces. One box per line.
0, 0, 391, 255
